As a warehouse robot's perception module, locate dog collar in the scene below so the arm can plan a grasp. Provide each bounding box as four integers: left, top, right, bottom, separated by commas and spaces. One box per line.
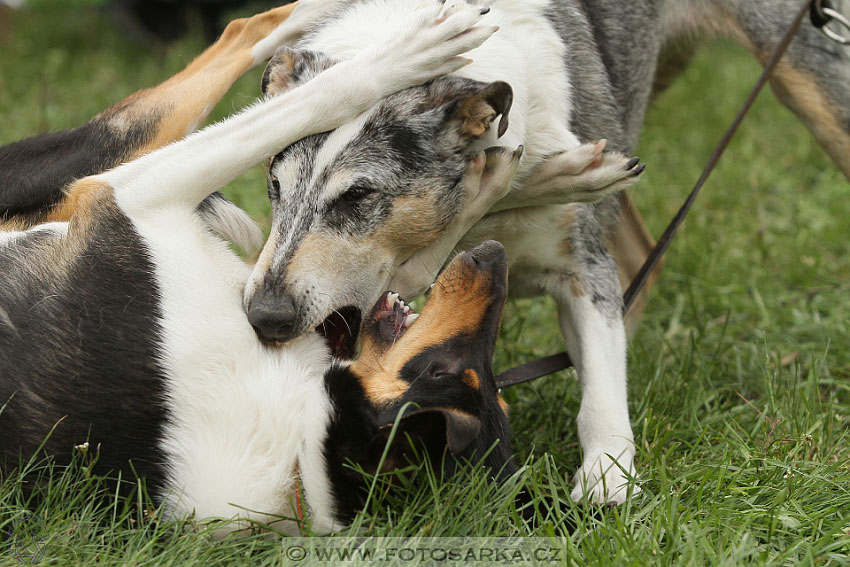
293, 462, 306, 530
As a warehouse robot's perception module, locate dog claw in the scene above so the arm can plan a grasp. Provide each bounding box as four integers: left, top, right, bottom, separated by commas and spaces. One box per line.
625, 157, 640, 170
630, 163, 646, 177
479, 6, 490, 15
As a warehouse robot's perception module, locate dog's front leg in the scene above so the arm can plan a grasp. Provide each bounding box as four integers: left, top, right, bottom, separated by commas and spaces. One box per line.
102, 2, 497, 218
0, 2, 336, 226
116, 0, 352, 160
537, 211, 638, 505
490, 140, 644, 213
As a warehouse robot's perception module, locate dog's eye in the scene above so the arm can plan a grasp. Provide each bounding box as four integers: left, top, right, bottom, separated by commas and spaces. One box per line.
429, 362, 457, 380
339, 184, 374, 207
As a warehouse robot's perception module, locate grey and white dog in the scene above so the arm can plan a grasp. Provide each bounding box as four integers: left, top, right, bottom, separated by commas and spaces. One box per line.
242, 0, 850, 504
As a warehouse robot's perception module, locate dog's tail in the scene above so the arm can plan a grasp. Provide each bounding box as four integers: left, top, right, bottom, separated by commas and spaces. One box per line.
196, 192, 264, 255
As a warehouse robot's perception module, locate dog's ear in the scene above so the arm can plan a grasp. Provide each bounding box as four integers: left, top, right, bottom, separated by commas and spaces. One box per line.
262, 47, 338, 97
456, 81, 513, 139
381, 407, 482, 455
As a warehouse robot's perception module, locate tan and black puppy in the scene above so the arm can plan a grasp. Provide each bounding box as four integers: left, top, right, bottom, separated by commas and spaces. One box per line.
323, 240, 514, 523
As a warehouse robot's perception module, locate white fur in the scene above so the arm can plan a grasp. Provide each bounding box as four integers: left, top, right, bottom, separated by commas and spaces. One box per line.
0, 221, 69, 247
295, 0, 638, 504
94, 3, 496, 532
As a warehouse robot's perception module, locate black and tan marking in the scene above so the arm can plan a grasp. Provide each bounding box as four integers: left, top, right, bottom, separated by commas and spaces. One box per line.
321, 241, 515, 523
0, 3, 299, 229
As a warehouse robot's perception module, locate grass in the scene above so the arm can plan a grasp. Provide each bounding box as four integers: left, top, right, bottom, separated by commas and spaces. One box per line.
1, 3, 849, 566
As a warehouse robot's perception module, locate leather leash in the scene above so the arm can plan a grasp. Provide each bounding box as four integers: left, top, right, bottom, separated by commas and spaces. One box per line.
495, 0, 819, 390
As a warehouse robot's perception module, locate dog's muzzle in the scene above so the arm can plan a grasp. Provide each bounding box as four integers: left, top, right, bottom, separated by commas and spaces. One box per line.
246, 292, 299, 344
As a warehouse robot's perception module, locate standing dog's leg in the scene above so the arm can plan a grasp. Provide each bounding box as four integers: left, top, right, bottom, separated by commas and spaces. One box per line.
669, 0, 850, 179
463, 201, 639, 505
0, 1, 336, 226
544, 207, 637, 505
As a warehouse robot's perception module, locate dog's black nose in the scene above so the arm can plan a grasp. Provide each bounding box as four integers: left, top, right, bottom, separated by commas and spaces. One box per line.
469, 240, 507, 269
246, 294, 298, 344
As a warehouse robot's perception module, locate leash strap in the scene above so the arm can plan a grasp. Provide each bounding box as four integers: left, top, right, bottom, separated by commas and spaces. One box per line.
495, 0, 815, 390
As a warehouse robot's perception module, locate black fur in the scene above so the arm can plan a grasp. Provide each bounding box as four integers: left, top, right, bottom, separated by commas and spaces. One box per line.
0, 197, 169, 495
0, 113, 158, 223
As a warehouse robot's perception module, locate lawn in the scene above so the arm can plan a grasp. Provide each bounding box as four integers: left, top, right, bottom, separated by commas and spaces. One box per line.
1, 3, 849, 566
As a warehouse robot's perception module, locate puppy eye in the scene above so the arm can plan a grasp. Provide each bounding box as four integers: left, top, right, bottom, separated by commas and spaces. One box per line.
429, 363, 456, 380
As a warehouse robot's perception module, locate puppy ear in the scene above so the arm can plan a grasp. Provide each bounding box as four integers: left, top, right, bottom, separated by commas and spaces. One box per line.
456, 81, 513, 139
381, 407, 482, 455
261, 47, 338, 97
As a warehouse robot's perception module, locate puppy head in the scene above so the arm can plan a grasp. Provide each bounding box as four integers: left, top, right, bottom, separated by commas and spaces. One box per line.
243, 48, 513, 348
351, 240, 515, 477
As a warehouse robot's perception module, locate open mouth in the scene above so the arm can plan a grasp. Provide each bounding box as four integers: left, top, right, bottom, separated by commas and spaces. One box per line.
370, 291, 419, 345
315, 305, 361, 360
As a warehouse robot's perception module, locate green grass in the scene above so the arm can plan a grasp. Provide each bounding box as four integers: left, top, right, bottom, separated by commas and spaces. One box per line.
1, 4, 849, 566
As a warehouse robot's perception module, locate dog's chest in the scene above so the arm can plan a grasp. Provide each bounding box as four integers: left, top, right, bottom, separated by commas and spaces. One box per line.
305, 0, 579, 176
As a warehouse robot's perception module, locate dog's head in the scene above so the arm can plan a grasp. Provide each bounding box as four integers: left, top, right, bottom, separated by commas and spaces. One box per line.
243, 48, 512, 350
353, 240, 514, 477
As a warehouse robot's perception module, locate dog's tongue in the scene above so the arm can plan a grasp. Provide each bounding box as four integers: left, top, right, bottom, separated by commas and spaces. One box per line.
372, 291, 417, 343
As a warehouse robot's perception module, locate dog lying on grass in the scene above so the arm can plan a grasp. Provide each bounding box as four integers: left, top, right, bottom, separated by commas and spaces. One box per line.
0, 1, 512, 534
0, 1, 628, 533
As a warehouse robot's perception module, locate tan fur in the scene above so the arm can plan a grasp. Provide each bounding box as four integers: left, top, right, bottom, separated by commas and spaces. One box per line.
462, 368, 480, 390
45, 178, 112, 223
23, 4, 298, 226
286, 194, 445, 281
766, 62, 850, 178
459, 97, 497, 138
351, 255, 496, 407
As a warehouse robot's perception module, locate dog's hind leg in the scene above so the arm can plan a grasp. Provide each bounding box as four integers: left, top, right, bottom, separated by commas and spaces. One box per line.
733, 0, 850, 178
0, 2, 331, 227
672, 0, 850, 179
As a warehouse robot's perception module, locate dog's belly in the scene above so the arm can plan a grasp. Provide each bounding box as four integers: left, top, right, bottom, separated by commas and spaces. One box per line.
126, 209, 338, 532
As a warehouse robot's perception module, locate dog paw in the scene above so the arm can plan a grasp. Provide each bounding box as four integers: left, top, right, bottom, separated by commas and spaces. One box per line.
525, 140, 645, 204
570, 449, 640, 505
461, 145, 523, 221
360, 2, 498, 92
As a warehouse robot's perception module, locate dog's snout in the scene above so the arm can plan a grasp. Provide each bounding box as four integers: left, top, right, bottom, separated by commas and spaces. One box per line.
469, 240, 507, 270
246, 294, 298, 344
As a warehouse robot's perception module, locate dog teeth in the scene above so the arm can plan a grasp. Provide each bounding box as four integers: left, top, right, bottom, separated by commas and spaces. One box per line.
404, 313, 419, 328
387, 292, 399, 307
